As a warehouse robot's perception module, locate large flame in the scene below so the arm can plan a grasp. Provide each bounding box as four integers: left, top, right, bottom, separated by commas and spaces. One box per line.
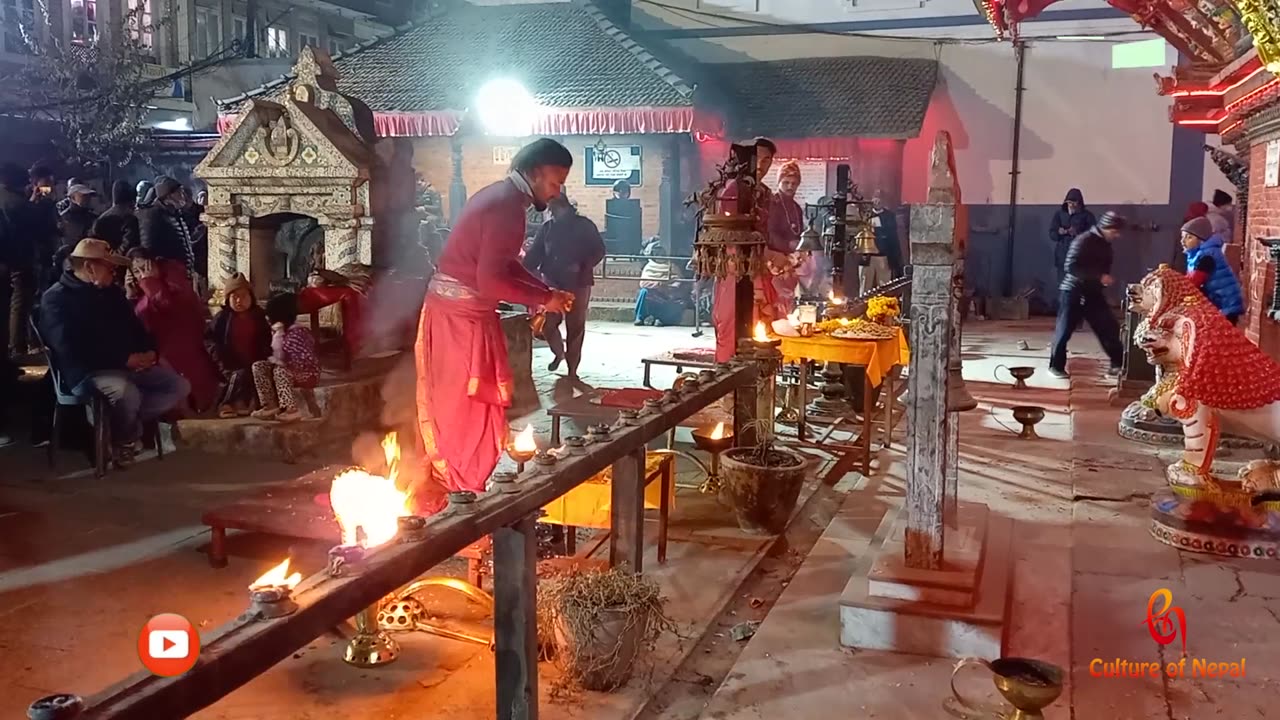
752, 321, 770, 342
250, 558, 302, 591
513, 424, 536, 453
330, 433, 410, 549
710, 422, 725, 440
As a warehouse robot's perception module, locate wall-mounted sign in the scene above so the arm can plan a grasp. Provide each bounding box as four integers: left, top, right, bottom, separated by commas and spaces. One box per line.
493, 145, 521, 166
584, 145, 642, 186
1267, 140, 1280, 188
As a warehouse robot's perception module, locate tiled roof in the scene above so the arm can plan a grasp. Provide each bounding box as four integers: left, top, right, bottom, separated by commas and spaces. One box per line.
705, 56, 938, 139
219, 2, 694, 111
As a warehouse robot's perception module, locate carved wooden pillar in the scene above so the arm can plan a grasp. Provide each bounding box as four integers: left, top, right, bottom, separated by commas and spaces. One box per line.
449, 136, 468, 224
659, 136, 681, 252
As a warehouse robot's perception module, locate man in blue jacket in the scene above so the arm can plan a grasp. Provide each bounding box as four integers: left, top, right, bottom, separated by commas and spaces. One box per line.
1181, 216, 1244, 324
40, 238, 189, 466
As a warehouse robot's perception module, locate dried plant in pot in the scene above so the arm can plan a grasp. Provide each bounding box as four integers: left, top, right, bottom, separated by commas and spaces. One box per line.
720, 420, 808, 535
538, 566, 677, 695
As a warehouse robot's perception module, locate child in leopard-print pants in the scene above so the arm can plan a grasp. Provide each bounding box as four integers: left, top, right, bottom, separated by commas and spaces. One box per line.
251, 293, 320, 423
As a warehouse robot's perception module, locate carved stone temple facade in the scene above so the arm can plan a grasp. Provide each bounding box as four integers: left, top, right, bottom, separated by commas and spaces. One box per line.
195, 47, 414, 303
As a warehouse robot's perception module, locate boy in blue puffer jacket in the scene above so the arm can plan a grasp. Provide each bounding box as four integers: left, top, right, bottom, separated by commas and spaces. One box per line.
1181, 216, 1244, 323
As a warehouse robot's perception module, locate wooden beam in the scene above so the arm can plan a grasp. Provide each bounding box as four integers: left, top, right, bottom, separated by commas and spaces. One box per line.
61, 365, 755, 720
609, 448, 646, 571
494, 513, 539, 720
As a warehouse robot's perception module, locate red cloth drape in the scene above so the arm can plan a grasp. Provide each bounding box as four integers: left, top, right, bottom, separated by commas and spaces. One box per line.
134, 264, 220, 412
297, 285, 365, 358
414, 290, 513, 502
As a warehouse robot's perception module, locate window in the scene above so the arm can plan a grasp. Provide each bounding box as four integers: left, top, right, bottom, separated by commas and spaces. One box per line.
265, 26, 288, 58
1, 0, 35, 53
327, 36, 345, 56
298, 32, 319, 51
70, 0, 96, 45
195, 7, 221, 58
127, 0, 153, 50
232, 15, 246, 50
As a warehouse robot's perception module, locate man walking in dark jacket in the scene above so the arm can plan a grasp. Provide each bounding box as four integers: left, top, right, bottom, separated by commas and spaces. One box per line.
40, 238, 190, 465
523, 192, 605, 377
137, 177, 196, 281
91, 181, 140, 253
1048, 211, 1126, 379
1049, 188, 1096, 290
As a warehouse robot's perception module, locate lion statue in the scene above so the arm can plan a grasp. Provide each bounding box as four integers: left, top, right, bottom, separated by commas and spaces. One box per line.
1129, 265, 1280, 492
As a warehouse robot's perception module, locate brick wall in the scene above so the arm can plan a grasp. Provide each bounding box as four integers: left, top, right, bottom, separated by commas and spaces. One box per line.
1243, 138, 1280, 357
410, 135, 673, 240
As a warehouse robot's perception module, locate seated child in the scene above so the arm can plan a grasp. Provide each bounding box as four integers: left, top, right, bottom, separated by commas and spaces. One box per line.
251, 292, 320, 422
1180, 216, 1244, 324
207, 273, 271, 418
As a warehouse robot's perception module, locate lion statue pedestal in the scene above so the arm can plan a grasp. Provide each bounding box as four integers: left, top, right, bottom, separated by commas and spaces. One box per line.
1130, 265, 1280, 558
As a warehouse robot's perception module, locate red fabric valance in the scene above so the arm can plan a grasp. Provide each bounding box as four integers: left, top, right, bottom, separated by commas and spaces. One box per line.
217, 106, 696, 137
695, 134, 864, 161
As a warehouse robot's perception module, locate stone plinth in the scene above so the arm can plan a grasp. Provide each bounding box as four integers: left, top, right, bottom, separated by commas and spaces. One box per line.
840, 501, 1013, 659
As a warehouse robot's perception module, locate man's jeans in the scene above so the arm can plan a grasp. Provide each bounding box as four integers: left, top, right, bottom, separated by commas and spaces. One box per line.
73, 365, 190, 445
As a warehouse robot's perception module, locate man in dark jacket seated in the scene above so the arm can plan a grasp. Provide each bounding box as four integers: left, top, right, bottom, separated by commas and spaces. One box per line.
40, 238, 190, 465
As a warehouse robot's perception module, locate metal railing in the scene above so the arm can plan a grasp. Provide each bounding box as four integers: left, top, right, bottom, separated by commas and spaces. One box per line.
594, 254, 692, 282
31, 363, 760, 720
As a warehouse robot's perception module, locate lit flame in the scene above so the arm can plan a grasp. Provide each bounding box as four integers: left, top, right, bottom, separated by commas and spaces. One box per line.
828, 291, 846, 305
752, 321, 770, 342
839, 317, 852, 326
513, 424, 536, 453
250, 558, 302, 591
710, 422, 725, 440
330, 433, 410, 549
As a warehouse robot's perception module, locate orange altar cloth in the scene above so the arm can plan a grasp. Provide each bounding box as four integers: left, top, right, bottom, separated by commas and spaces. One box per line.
779, 327, 910, 387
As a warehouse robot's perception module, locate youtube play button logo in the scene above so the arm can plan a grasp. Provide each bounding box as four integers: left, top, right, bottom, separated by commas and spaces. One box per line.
138, 613, 200, 676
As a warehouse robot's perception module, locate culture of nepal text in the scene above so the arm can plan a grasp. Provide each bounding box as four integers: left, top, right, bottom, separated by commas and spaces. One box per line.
1090, 658, 1245, 679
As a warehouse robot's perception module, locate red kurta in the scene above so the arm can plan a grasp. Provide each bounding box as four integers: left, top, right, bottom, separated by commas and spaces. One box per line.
414, 178, 552, 508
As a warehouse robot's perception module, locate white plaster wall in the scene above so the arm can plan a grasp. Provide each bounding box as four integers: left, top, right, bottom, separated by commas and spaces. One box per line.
1202, 134, 1234, 198
638, 1, 1179, 205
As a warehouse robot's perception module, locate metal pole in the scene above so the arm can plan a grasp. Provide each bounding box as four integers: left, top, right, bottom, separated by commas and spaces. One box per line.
1003, 40, 1026, 298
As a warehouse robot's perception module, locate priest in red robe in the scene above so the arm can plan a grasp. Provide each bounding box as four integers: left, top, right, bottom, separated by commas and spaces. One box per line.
414, 139, 574, 511
769, 160, 805, 315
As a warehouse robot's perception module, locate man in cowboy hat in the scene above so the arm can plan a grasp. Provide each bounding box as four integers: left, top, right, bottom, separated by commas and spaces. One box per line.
40, 238, 190, 465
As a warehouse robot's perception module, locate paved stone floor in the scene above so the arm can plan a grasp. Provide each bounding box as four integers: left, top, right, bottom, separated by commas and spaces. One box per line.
0, 319, 1275, 719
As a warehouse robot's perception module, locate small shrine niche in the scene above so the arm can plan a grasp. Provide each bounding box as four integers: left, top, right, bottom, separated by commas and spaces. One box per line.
195, 47, 381, 303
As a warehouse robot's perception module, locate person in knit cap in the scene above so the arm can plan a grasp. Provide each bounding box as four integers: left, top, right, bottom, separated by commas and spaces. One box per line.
1181, 215, 1244, 324
1048, 211, 1126, 379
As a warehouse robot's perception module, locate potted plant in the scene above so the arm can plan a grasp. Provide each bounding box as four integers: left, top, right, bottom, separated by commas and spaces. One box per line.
720, 420, 809, 534
540, 566, 677, 694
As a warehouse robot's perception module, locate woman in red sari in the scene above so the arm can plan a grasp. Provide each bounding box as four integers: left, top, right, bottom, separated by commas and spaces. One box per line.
711, 137, 789, 362
413, 139, 574, 512
128, 248, 220, 412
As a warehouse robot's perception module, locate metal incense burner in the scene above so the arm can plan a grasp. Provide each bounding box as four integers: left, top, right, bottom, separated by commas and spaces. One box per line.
448, 491, 478, 514
1010, 406, 1046, 440
327, 545, 401, 668
641, 398, 662, 416
27, 694, 84, 720
996, 365, 1035, 390
617, 408, 641, 426
490, 470, 520, 494
586, 423, 613, 442
562, 435, 588, 454
945, 657, 1064, 720
692, 424, 735, 494
397, 514, 429, 541
533, 450, 559, 471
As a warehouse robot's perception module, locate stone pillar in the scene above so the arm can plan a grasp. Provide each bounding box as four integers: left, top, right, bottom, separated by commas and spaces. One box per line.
323, 216, 361, 270
205, 218, 238, 302
659, 137, 680, 252
449, 136, 467, 224
904, 131, 963, 571
904, 205, 956, 570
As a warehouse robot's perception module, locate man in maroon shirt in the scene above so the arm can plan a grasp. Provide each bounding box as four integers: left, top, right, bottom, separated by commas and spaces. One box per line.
413, 138, 574, 510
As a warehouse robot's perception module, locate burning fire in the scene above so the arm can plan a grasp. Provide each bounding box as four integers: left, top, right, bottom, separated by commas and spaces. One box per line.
512, 424, 537, 453
752, 321, 770, 342
828, 291, 846, 306
330, 432, 410, 549
710, 422, 725, 440
250, 558, 302, 592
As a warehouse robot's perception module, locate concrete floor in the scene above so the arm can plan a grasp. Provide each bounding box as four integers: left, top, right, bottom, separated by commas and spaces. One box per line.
1, 319, 1275, 719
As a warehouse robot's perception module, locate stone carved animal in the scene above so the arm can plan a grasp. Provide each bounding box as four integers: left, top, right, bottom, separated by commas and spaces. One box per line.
1130, 266, 1280, 492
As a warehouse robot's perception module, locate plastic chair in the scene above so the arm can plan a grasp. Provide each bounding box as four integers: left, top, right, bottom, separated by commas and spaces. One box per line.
29, 316, 162, 477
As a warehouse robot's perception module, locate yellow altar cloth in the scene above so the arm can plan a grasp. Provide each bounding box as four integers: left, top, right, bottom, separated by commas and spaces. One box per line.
541, 453, 673, 528
779, 327, 910, 387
